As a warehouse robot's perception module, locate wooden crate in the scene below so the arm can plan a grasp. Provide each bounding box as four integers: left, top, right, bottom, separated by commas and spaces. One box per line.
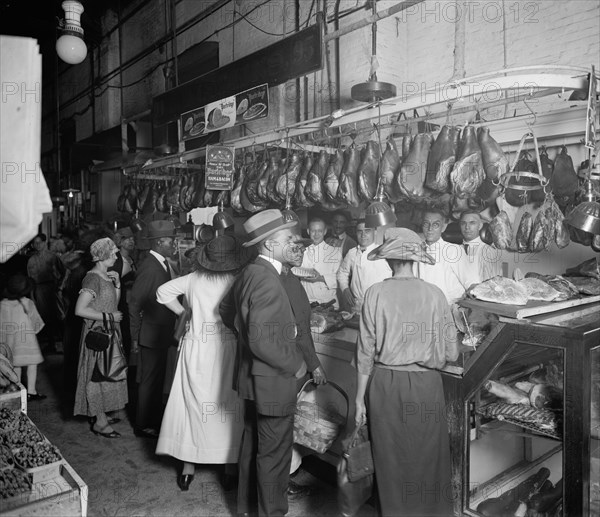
0, 383, 26, 413
0, 461, 87, 517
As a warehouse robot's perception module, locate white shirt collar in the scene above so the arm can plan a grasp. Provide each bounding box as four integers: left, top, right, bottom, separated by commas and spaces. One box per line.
358, 242, 377, 253
259, 254, 282, 274
149, 250, 168, 271
463, 236, 482, 245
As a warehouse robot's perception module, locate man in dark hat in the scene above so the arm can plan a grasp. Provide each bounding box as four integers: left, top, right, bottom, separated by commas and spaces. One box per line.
129, 220, 178, 438
219, 209, 306, 517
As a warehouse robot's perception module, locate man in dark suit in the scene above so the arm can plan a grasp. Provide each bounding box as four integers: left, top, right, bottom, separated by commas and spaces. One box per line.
220, 209, 306, 517
129, 220, 178, 438
280, 235, 327, 497
325, 210, 357, 258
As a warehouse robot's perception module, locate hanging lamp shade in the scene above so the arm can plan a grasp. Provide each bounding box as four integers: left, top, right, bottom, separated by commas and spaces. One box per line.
565, 180, 600, 235
213, 210, 235, 231
365, 199, 396, 229
166, 207, 182, 229
281, 207, 301, 227
56, 1, 87, 65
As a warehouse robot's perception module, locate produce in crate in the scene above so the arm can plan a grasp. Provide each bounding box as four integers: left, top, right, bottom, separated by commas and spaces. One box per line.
0, 468, 32, 499
470, 276, 529, 305
425, 125, 459, 193
13, 441, 62, 469
0, 352, 19, 390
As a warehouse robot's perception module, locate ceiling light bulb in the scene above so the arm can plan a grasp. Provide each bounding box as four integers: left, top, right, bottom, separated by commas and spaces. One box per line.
56, 1, 87, 65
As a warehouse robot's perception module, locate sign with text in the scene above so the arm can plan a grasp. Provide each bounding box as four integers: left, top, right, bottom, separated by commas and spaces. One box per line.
205, 145, 235, 190
180, 84, 269, 141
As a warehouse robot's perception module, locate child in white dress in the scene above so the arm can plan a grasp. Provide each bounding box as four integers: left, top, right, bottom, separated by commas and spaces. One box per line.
0, 274, 46, 400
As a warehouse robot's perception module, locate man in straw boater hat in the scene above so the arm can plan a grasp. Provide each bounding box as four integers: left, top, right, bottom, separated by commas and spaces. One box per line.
354, 228, 459, 517
219, 209, 307, 517
129, 220, 178, 439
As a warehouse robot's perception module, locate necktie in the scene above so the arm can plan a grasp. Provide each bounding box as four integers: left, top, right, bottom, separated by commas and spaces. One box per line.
163, 258, 173, 279
463, 243, 469, 254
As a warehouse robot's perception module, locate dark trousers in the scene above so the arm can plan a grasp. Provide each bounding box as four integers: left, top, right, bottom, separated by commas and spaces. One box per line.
368, 368, 453, 517
136, 346, 168, 431
237, 400, 294, 517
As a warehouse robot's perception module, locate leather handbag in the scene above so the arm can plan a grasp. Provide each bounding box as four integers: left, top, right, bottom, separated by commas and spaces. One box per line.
337, 423, 374, 517
85, 313, 112, 352
90, 314, 127, 383
343, 423, 375, 482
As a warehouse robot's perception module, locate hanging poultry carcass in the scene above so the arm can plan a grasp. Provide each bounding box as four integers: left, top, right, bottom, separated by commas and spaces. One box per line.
275, 151, 303, 204
378, 138, 402, 203
357, 140, 380, 202
398, 132, 433, 200
450, 126, 485, 202
551, 146, 578, 209
293, 153, 314, 208
425, 125, 460, 193
305, 150, 329, 204
323, 149, 344, 201
336, 145, 362, 207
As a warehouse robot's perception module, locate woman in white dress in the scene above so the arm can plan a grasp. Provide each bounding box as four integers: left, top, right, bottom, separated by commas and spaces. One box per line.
155, 234, 252, 491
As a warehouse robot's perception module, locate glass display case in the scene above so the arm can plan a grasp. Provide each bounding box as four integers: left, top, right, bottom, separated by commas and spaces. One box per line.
443, 302, 600, 516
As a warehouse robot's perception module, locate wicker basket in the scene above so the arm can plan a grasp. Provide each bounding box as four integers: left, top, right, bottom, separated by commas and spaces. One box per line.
293, 380, 348, 454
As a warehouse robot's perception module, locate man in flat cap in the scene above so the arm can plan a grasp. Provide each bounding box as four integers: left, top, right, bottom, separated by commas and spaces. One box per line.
219, 209, 307, 517
129, 220, 178, 438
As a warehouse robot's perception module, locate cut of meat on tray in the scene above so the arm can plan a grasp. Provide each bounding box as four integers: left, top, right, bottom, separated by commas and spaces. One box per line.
484, 380, 529, 405
518, 277, 562, 301
565, 258, 600, 279
471, 276, 529, 305
477, 402, 558, 432
524, 273, 579, 301
564, 276, 600, 296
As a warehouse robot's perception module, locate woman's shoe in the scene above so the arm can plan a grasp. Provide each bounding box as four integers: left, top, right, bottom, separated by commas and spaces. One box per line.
91, 425, 121, 438
177, 474, 194, 491
88, 416, 120, 426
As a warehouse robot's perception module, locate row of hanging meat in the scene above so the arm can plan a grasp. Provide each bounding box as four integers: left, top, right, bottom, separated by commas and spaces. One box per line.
116, 175, 230, 215
117, 125, 581, 223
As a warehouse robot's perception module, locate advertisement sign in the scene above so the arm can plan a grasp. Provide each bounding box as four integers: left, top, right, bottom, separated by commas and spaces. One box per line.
180, 84, 269, 141
205, 145, 235, 190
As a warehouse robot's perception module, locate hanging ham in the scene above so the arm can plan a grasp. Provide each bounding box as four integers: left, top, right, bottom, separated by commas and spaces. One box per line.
275, 152, 303, 204
191, 171, 206, 208
305, 150, 329, 203
267, 156, 286, 204
539, 146, 554, 182
489, 210, 513, 250
336, 146, 362, 207
450, 126, 485, 200
246, 157, 268, 205
516, 211, 533, 252
257, 155, 279, 202
117, 184, 128, 212
138, 182, 151, 210
293, 153, 314, 208
529, 207, 551, 252
142, 182, 158, 215
378, 138, 402, 202
167, 177, 183, 210
551, 146, 578, 208
426, 125, 459, 193
401, 134, 412, 158
478, 126, 509, 181
357, 140, 380, 202
231, 160, 248, 213
398, 133, 432, 199
323, 149, 344, 201
241, 160, 267, 213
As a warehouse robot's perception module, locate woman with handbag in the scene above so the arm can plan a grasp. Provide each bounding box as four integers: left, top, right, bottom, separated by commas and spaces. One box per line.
354, 228, 460, 517
74, 237, 128, 438
155, 234, 251, 492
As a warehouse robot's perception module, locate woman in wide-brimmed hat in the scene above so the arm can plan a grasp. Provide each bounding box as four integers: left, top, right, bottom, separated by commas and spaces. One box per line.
155, 233, 252, 491
354, 227, 460, 517
0, 274, 46, 400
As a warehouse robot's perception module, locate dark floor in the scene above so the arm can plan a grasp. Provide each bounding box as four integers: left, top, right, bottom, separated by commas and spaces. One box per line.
27, 352, 379, 517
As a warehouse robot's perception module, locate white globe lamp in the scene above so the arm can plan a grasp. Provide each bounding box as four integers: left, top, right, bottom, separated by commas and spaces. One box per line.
56, 1, 87, 65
